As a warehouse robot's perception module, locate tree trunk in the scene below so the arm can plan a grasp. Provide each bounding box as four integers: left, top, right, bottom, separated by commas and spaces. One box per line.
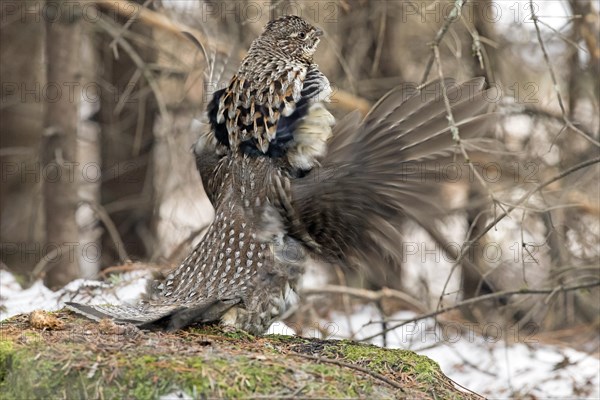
42, 0, 81, 288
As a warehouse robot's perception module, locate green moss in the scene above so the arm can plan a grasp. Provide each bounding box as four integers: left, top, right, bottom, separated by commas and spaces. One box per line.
304, 363, 368, 398
0, 315, 21, 325
21, 331, 44, 342
0, 340, 14, 382
217, 357, 288, 397
0, 341, 13, 362
0, 342, 81, 399
187, 324, 255, 340
0, 310, 482, 399
324, 340, 441, 384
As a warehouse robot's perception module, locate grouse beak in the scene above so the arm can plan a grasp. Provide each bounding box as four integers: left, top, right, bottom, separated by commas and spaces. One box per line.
314, 28, 323, 37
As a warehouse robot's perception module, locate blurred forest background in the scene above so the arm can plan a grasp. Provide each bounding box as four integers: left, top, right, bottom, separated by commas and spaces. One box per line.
1, 0, 599, 351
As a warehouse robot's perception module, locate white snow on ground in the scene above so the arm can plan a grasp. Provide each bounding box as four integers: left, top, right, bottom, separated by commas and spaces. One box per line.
0, 269, 150, 320
1, 271, 598, 398
324, 305, 600, 399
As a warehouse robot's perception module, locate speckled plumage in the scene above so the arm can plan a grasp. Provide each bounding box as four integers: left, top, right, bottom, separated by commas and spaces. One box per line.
67, 17, 497, 334
69, 151, 306, 334
207, 15, 334, 171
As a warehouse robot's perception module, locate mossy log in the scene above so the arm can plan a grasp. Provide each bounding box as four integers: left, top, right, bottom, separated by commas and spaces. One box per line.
0, 310, 481, 399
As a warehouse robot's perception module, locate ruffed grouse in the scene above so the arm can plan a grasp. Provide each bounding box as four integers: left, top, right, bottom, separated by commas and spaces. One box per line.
67, 16, 495, 334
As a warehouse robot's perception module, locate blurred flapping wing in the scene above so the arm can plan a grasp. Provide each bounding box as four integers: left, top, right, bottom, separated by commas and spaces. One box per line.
290, 78, 498, 271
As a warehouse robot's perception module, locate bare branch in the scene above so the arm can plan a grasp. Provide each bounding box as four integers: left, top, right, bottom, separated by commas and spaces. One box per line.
458, 155, 600, 267
507, 106, 596, 140
83, 201, 130, 264
290, 353, 405, 391
529, 0, 600, 147
301, 285, 428, 314
431, 43, 509, 308
107, 0, 153, 56
360, 280, 600, 342
91, 0, 371, 114
420, 0, 467, 84
95, 15, 170, 123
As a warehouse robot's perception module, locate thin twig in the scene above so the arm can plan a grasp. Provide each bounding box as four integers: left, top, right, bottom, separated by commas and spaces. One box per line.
180, 31, 210, 68
529, 0, 600, 147
83, 200, 130, 263
250, 384, 307, 399
508, 106, 596, 140
92, 0, 221, 48
290, 352, 405, 391
420, 0, 467, 84
536, 18, 588, 54
108, 0, 153, 55
301, 284, 427, 314
95, 15, 170, 123
371, 2, 387, 76
332, 264, 357, 339
460, 12, 496, 83
458, 155, 600, 267
113, 68, 142, 115
360, 280, 600, 342
30, 247, 61, 281
133, 90, 147, 157
520, 209, 532, 285
431, 43, 507, 310
460, 155, 600, 298
321, 35, 359, 96
433, 46, 459, 141
91, 0, 371, 114
467, 25, 484, 70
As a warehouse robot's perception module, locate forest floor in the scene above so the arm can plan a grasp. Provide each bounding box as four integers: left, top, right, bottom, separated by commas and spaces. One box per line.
0, 309, 478, 399
1, 269, 598, 399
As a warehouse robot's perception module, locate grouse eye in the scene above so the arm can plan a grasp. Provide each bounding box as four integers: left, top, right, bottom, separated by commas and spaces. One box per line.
298, 32, 306, 39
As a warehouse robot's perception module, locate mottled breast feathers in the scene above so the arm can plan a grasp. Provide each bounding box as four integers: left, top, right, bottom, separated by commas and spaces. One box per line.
206, 15, 334, 172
